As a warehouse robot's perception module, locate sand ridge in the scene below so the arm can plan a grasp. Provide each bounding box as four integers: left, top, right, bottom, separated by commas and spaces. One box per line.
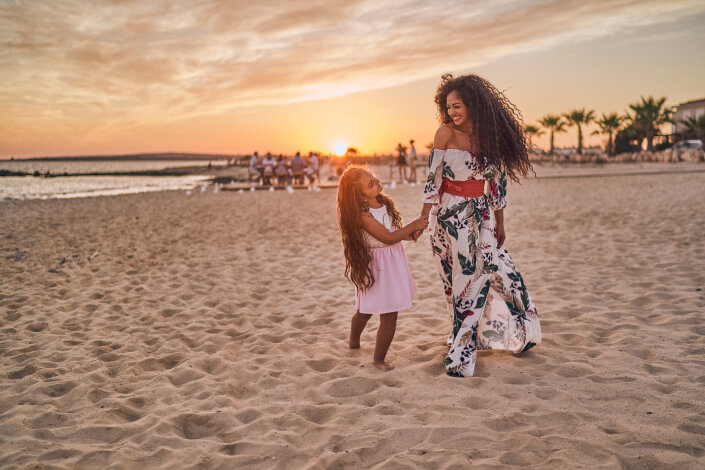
1, 166, 704, 468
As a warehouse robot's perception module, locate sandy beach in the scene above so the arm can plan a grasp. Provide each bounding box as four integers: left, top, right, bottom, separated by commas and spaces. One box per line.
1, 164, 704, 469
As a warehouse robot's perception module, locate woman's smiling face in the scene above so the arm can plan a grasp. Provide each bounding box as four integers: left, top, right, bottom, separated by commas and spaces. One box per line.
446, 90, 469, 127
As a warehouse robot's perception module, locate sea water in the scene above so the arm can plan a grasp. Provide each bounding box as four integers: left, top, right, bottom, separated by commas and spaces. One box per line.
0, 160, 215, 200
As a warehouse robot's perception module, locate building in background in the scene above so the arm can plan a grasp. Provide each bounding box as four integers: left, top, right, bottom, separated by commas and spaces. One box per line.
672, 98, 705, 141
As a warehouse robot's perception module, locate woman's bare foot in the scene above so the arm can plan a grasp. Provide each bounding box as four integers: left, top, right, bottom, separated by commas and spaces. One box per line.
348, 339, 360, 349
373, 360, 395, 371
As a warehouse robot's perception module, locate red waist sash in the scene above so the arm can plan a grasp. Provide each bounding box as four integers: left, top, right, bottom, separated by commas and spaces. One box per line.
440, 178, 485, 199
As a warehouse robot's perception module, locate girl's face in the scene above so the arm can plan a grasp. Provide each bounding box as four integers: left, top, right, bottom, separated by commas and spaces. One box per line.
359, 171, 382, 201
446, 90, 469, 128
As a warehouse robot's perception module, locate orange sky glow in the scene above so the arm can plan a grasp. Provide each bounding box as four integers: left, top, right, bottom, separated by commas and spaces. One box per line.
1, 0, 704, 158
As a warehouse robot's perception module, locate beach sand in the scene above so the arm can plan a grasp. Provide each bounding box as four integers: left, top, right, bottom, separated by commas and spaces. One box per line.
1, 165, 704, 469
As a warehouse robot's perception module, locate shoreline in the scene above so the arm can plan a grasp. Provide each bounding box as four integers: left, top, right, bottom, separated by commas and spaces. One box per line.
0, 165, 226, 178
3, 158, 704, 175
2, 161, 705, 202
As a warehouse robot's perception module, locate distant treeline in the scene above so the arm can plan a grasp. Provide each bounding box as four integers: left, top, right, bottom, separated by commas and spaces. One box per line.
524, 96, 705, 157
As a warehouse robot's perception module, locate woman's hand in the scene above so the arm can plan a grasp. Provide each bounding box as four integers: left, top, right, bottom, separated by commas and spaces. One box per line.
496, 222, 506, 248
494, 209, 505, 248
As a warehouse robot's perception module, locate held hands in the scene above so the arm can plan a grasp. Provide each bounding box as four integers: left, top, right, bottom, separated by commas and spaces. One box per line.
407, 215, 428, 242
411, 215, 429, 231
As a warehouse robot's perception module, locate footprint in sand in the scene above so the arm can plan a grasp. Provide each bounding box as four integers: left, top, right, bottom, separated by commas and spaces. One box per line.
553, 362, 594, 378
297, 405, 336, 425
323, 377, 380, 398
41, 381, 78, 398
171, 413, 225, 440
26, 322, 48, 332
8, 364, 37, 380
306, 358, 336, 373
166, 367, 203, 386
236, 409, 262, 424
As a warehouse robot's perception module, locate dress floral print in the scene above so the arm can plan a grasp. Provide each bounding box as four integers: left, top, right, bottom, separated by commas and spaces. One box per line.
424, 148, 541, 377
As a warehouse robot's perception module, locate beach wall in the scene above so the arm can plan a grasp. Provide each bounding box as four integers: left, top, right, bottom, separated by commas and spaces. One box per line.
532, 149, 705, 164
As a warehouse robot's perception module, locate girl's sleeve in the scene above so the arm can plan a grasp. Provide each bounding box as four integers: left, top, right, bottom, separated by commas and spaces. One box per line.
488, 169, 507, 211
423, 148, 445, 204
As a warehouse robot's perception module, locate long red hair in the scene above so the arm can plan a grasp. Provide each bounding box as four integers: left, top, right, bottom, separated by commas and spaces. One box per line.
337, 165, 401, 291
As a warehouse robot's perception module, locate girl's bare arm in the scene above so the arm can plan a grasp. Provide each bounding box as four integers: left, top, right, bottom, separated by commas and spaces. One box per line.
361, 213, 428, 245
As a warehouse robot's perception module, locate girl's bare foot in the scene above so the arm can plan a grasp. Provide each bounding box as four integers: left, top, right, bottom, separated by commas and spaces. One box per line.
349, 311, 370, 350
373, 360, 395, 371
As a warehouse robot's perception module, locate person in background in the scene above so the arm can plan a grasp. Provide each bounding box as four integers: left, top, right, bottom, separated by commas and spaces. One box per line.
307, 152, 320, 184
408, 139, 418, 182
291, 151, 306, 185
275, 154, 289, 186
396, 143, 408, 182
249, 151, 261, 183
261, 152, 275, 186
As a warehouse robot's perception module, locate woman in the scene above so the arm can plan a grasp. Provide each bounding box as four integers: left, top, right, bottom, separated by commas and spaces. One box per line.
419, 74, 541, 377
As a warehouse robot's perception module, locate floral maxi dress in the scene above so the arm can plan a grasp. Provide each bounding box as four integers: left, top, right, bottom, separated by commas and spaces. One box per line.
424, 148, 541, 377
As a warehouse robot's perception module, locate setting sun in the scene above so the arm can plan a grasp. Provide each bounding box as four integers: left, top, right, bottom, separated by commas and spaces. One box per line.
333, 142, 347, 156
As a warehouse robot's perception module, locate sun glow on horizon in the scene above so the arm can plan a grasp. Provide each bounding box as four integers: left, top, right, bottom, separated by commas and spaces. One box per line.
333, 142, 347, 156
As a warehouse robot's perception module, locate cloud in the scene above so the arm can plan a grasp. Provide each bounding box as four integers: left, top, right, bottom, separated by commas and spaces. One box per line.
1, 0, 704, 143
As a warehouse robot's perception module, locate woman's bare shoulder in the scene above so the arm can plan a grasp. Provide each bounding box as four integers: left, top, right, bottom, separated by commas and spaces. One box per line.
433, 125, 453, 149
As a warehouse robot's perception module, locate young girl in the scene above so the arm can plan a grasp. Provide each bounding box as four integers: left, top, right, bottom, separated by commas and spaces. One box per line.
337, 165, 428, 371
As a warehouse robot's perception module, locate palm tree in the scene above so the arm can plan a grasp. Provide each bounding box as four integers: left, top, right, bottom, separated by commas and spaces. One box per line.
538, 114, 567, 154
524, 124, 544, 149
591, 113, 623, 156
627, 96, 672, 152
563, 109, 595, 154
680, 115, 705, 141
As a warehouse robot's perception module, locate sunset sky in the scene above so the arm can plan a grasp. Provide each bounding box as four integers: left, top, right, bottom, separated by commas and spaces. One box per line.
2, 0, 704, 158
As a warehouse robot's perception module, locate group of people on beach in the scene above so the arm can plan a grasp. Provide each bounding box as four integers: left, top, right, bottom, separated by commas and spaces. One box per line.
249, 151, 320, 187
337, 74, 542, 376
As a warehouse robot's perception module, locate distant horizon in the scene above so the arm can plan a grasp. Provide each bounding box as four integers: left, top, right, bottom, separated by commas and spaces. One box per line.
2, 1, 704, 158
3, 138, 680, 162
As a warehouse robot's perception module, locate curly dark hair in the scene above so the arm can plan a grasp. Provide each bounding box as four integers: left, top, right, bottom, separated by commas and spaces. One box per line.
435, 73, 533, 182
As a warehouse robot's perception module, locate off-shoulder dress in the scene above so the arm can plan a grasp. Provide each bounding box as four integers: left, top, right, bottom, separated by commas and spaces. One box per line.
424, 148, 541, 377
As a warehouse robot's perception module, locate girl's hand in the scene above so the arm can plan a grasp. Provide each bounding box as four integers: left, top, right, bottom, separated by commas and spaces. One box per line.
411, 215, 429, 231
